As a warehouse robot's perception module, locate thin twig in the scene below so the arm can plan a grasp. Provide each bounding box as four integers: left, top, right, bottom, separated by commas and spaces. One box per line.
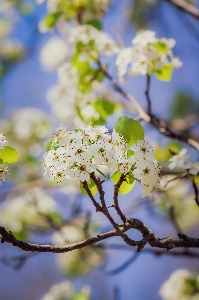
145, 75, 152, 115
113, 175, 126, 223
165, 0, 199, 20
191, 176, 199, 207
164, 171, 188, 187
83, 180, 136, 246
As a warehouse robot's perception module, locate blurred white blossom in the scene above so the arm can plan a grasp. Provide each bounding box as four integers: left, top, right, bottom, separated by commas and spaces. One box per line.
40, 38, 70, 70
41, 281, 90, 300
42, 0, 112, 21
169, 148, 199, 176
69, 25, 119, 57
52, 220, 105, 277
0, 39, 25, 61
0, 188, 56, 232
160, 269, 199, 300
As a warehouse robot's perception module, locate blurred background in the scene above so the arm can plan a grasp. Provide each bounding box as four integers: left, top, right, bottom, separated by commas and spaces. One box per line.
0, 0, 199, 299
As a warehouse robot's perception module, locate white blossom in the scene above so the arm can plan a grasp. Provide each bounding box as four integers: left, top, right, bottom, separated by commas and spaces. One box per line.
0, 133, 8, 149
169, 148, 189, 170
131, 139, 161, 197
132, 30, 157, 47
131, 139, 154, 161
0, 166, 8, 184
189, 162, 199, 176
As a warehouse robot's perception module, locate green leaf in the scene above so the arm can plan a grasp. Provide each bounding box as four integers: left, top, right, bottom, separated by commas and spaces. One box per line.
154, 64, 173, 81
111, 170, 121, 184
12, 230, 27, 241
193, 175, 199, 187
48, 212, 64, 226
127, 149, 134, 159
111, 171, 136, 195
72, 52, 95, 92
94, 98, 120, 118
91, 98, 121, 125
155, 41, 168, 54
45, 12, 62, 28
86, 19, 102, 30
80, 179, 98, 197
170, 91, 197, 118
114, 116, 144, 146
73, 292, 89, 300
0, 146, 18, 163
119, 175, 136, 195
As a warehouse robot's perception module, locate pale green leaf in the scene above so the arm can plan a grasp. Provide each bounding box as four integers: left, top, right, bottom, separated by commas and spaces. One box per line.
0, 146, 18, 163
80, 179, 98, 197
114, 116, 144, 146
111, 171, 136, 195
154, 64, 173, 81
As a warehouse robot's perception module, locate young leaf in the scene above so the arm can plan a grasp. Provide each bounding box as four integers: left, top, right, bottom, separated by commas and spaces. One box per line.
114, 116, 144, 146
45, 12, 62, 28
80, 179, 98, 197
111, 170, 121, 184
154, 64, 173, 81
119, 175, 136, 195
73, 292, 89, 300
155, 41, 168, 54
111, 171, 136, 194
0, 146, 18, 163
92, 98, 121, 125
86, 19, 102, 30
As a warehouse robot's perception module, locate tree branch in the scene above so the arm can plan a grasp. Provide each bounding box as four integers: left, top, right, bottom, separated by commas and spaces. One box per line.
1, 218, 199, 253
165, 0, 199, 20
83, 179, 136, 246
0, 223, 131, 253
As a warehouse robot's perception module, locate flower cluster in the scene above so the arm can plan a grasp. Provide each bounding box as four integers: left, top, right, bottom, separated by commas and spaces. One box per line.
0, 188, 57, 234
69, 25, 119, 57
41, 0, 111, 23
169, 148, 199, 175
159, 269, 199, 300
47, 62, 100, 126
1, 108, 50, 142
43, 126, 161, 197
0, 108, 51, 182
152, 176, 199, 230
41, 281, 90, 300
116, 30, 182, 82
